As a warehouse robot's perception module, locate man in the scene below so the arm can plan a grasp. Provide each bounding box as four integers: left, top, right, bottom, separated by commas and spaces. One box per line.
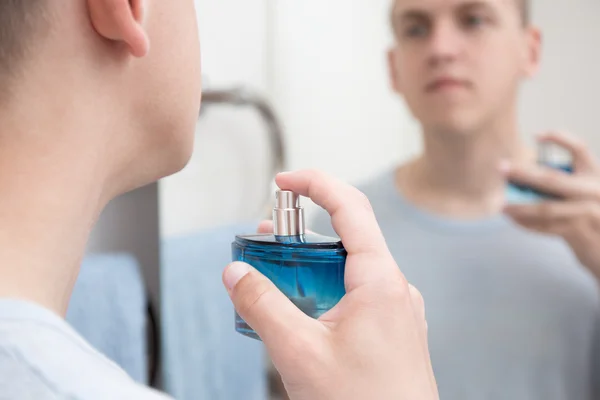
311, 0, 600, 399
0, 1, 439, 399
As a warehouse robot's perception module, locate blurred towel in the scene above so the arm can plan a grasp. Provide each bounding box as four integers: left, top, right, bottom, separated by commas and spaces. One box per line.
67, 253, 148, 384
161, 221, 267, 400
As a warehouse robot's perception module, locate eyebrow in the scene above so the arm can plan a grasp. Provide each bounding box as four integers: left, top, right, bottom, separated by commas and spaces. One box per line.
392, 1, 496, 25
392, 9, 429, 26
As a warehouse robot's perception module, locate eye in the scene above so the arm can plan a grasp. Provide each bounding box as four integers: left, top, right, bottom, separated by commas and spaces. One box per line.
404, 23, 430, 38
462, 13, 487, 29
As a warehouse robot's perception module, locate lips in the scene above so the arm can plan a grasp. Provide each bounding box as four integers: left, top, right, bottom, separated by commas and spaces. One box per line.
425, 77, 471, 93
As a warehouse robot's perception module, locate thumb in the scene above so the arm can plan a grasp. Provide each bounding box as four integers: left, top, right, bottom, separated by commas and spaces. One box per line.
223, 262, 317, 344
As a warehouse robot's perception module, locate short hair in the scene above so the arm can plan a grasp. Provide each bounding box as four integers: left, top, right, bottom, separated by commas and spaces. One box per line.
0, 0, 47, 80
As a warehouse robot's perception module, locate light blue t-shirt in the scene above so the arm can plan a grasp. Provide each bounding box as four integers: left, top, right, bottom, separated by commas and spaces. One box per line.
311, 169, 600, 400
0, 299, 172, 399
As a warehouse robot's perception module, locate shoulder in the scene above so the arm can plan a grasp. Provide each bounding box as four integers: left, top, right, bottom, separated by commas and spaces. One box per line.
0, 300, 170, 400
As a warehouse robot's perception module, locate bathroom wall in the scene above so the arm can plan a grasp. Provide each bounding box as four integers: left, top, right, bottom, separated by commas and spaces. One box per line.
519, 0, 600, 150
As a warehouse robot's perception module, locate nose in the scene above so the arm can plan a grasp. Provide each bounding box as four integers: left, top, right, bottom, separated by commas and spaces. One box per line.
427, 19, 463, 67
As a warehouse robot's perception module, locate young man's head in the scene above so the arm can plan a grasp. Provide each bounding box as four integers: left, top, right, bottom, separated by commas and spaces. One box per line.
388, 0, 541, 137
0, 0, 201, 198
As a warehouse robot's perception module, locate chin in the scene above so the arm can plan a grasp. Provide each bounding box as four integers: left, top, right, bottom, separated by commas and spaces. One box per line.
160, 133, 196, 179
420, 120, 474, 137
417, 108, 482, 136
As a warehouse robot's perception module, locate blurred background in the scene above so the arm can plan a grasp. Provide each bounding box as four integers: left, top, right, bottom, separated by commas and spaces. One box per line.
75, 0, 600, 399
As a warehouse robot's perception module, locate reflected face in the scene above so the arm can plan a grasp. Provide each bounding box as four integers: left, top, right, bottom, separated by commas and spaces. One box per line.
388, 0, 540, 135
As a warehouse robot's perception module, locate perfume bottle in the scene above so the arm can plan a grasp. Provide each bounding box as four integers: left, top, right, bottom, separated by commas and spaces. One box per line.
507, 141, 573, 202
232, 190, 347, 340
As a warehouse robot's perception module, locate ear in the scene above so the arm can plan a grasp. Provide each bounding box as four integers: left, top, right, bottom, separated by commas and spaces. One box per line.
88, 0, 150, 58
387, 47, 403, 95
522, 26, 542, 78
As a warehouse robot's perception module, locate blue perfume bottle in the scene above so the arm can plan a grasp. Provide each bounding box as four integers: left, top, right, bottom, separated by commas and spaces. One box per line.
507, 142, 573, 202
232, 190, 347, 340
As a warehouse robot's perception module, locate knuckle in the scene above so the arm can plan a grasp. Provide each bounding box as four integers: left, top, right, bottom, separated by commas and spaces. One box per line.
308, 168, 328, 182
287, 333, 319, 362
408, 284, 425, 310
234, 276, 274, 316
571, 137, 587, 153
538, 202, 555, 219
542, 170, 562, 187
353, 189, 374, 214
379, 279, 412, 304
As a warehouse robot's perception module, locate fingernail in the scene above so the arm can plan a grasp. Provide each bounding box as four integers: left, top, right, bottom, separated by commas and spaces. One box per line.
224, 262, 251, 291
277, 171, 293, 178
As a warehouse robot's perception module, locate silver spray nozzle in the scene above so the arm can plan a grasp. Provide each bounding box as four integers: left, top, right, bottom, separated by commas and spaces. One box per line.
273, 190, 305, 236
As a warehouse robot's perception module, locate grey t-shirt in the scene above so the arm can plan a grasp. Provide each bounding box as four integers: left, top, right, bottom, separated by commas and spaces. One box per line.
311, 169, 600, 400
0, 299, 172, 400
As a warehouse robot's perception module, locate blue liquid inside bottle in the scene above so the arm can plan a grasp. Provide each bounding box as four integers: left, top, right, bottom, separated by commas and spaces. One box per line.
507, 163, 573, 202
231, 192, 347, 340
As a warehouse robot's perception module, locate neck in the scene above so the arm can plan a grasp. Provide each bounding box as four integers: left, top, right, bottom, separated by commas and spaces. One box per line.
0, 95, 114, 316
397, 112, 534, 218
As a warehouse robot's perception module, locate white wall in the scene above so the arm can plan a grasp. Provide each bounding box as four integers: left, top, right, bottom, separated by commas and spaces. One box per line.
270, 0, 420, 181
520, 0, 600, 151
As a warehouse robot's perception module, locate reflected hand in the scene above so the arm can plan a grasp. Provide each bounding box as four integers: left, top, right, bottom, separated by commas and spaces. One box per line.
222, 170, 439, 400
503, 132, 600, 279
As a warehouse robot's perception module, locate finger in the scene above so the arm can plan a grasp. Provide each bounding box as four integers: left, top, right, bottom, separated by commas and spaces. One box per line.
275, 170, 399, 290
501, 162, 597, 199
507, 214, 570, 236
537, 131, 597, 173
257, 220, 273, 234
504, 201, 592, 236
275, 170, 388, 257
223, 262, 317, 345
505, 201, 588, 222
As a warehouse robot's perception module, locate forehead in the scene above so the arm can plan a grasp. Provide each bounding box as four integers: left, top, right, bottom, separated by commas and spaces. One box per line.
392, 0, 517, 17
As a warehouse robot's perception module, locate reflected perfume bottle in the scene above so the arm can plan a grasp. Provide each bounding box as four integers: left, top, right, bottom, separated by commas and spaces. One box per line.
507, 141, 573, 202
232, 190, 347, 340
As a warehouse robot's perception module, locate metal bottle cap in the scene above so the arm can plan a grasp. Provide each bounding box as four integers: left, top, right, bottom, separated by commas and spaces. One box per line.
273, 190, 305, 236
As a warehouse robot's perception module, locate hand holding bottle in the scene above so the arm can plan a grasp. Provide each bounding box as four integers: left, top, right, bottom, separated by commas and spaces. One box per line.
503, 131, 600, 279
222, 170, 439, 400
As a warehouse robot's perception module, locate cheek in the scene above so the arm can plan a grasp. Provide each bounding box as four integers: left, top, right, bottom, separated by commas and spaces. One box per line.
473, 44, 523, 100
396, 54, 425, 94
478, 38, 524, 81
128, 6, 201, 169
146, 6, 202, 124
